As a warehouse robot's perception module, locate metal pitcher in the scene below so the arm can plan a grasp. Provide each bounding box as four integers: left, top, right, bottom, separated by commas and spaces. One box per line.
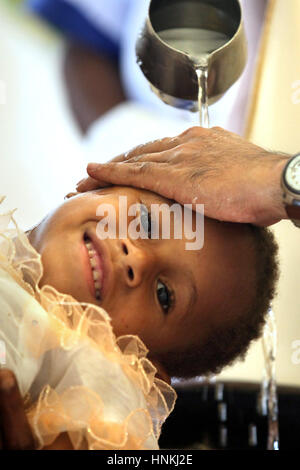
136, 0, 247, 111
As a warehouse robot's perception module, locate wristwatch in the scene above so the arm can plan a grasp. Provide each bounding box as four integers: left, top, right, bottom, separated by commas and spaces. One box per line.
281, 153, 300, 227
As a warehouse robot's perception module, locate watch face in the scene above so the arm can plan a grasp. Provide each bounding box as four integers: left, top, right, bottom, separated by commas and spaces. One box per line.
285, 154, 300, 194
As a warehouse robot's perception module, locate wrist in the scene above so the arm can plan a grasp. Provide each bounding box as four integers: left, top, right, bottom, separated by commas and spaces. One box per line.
274, 157, 291, 220
252, 154, 290, 226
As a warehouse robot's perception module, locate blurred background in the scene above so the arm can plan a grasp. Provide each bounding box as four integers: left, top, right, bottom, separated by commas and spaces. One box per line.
0, 0, 299, 450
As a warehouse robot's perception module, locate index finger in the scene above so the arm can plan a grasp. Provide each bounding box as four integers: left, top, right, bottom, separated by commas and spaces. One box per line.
75, 176, 112, 193
76, 127, 209, 192
76, 137, 181, 192
0, 369, 36, 450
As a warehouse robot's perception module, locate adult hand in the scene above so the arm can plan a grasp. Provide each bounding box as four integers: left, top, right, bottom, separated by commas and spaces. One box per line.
76, 127, 290, 226
0, 369, 36, 450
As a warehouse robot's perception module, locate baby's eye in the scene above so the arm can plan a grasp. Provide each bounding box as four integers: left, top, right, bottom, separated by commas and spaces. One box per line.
157, 280, 172, 313
140, 204, 152, 238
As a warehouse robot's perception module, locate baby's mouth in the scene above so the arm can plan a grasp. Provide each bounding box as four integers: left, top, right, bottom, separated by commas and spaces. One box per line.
83, 233, 103, 301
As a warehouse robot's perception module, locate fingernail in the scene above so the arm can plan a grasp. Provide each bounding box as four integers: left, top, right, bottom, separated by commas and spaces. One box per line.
64, 192, 77, 200
87, 163, 100, 173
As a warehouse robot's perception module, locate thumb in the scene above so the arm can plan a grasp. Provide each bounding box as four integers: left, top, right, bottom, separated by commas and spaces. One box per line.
87, 161, 149, 185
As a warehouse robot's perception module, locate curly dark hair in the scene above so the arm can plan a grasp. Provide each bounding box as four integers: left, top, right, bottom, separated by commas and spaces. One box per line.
158, 225, 280, 379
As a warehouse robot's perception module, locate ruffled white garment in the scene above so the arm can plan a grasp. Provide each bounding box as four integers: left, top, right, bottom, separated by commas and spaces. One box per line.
0, 197, 176, 450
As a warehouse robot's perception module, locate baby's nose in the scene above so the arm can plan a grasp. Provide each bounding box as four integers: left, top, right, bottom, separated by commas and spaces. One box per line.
120, 240, 153, 287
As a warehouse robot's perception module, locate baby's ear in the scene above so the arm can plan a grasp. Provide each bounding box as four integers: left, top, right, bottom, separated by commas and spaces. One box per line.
150, 358, 171, 385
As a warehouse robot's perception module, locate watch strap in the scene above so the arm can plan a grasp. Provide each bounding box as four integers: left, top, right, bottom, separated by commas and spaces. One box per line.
285, 201, 300, 227
282, 153, 300, 227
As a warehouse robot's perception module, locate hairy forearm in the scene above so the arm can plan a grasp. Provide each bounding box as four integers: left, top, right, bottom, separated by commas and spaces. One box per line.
63, 41, 126, 134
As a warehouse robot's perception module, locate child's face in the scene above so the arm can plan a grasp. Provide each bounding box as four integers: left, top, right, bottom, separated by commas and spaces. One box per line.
29, 186, 254, 364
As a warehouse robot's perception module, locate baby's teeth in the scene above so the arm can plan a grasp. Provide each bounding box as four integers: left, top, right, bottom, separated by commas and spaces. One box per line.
85, 239, 102, 299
